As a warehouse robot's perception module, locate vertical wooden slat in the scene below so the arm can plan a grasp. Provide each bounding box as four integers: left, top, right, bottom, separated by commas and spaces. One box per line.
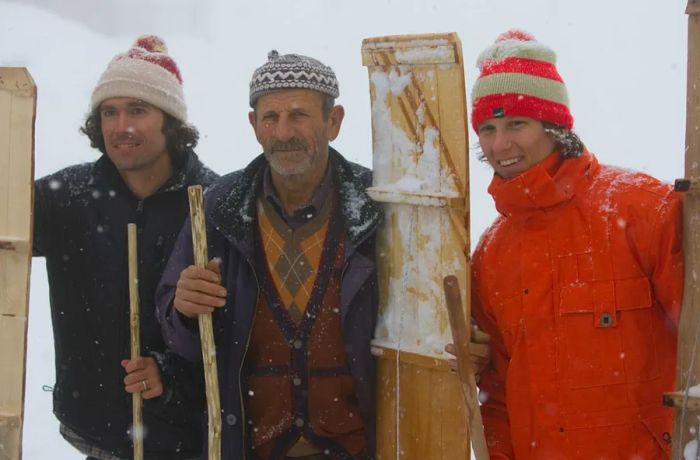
362, 34, 473, 459
673, 1, 700, 458
0, 67, 36, 460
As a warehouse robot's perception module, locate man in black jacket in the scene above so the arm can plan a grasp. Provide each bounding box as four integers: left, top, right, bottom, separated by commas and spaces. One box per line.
33, 35, 218, 460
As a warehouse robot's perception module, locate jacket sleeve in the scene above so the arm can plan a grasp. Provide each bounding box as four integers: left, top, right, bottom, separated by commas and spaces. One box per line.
143, 349, 205, 423
155, 217, 204, 363
648, 191, 684, 327
471, 254, 515, 460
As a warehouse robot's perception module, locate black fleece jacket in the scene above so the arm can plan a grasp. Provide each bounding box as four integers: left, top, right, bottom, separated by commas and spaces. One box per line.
33, 151, 218, 459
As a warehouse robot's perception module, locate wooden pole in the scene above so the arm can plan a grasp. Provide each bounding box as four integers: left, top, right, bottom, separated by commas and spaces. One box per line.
187, 185, 221, 460
443, 275, 488, 460
668, 1, 700, 458
127, 224, 143, 460
0, 67, 36, 460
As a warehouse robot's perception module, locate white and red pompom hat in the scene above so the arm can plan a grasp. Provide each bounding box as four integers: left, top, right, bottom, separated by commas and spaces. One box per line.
470, 29, 573, 132
91, 35, 187, 122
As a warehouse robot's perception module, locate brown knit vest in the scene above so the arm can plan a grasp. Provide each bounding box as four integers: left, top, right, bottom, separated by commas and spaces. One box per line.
245, 197, 366, 460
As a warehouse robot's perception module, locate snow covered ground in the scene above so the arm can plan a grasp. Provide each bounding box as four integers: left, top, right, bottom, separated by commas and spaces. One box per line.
0, 0, 689, 457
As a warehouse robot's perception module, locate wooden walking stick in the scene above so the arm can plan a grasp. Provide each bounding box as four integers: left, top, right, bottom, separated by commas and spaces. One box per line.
664, 1, 700, 458
187, 185, 221, 459
127, 224, 143, 460
443, 275, 489, 460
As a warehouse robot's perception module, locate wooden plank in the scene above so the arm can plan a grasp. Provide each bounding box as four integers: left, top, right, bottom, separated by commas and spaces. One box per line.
371, 344, 452, 372
374, 347, 469, 459
672, 2, 700, 457
0, 413, 22, 460
362, 34, 460, 66
664, 392, 700, 411
0, 67, 36, 460
0, 316, 27, 416
362, 33, 471, 459
366, 187, 462, 208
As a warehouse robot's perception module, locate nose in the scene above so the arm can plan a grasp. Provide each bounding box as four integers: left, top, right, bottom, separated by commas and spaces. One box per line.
491, 130, 511, 153
273, 116, 294, 141
116, 111, 130, 132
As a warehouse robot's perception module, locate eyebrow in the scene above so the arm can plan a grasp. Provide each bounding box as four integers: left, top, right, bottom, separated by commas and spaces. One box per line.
100, 100, 151, 111
127, 100, 150, 108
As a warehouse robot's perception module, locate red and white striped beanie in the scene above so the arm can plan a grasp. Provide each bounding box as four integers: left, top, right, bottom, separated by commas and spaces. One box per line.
470, 29, 573, 132
91, 35, 187, 122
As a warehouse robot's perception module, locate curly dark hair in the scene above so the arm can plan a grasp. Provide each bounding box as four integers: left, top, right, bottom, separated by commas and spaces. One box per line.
543, 122, 584, 159
80, 107, 199, 164
474, 122, 584, 163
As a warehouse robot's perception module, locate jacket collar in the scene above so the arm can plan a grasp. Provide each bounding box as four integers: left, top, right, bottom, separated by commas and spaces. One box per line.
488, 149, 598, 217
88, 149, 205, 195
208, 147, 383, 256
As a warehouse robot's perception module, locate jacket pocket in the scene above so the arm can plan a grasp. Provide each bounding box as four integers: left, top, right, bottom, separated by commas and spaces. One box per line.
558, 277, 658, 388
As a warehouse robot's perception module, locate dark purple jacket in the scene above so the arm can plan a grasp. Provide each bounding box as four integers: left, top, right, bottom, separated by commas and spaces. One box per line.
156, 149, 383, 459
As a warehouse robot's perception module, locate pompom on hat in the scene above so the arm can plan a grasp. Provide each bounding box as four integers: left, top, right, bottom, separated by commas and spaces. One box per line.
249, 50, 339, 107
91, 35, 187, 122
470, 29, 573, 132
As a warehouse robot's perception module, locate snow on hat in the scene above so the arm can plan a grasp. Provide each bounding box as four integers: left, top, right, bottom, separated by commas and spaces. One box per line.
249, 50, 339, 106
470, 29, 573, 132
91, 35, 187, 121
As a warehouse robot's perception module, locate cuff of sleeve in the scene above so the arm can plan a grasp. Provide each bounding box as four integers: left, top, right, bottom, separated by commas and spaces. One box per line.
162, 295, 203, 363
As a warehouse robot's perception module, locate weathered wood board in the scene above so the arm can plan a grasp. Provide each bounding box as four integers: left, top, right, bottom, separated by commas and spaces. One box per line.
0, 68, 36, 460
669, 1, 700, 457
362, 33, 471, 459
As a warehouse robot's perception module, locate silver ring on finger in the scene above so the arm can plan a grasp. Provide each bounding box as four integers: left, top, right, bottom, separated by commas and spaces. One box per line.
141, 380, 148, 391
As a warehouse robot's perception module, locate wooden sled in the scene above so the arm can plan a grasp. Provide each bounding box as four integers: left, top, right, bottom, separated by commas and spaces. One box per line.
362, 33, 472, 458
0, 68, 36, 460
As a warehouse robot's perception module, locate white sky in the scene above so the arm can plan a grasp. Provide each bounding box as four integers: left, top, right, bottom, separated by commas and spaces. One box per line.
0, 0, 689, 457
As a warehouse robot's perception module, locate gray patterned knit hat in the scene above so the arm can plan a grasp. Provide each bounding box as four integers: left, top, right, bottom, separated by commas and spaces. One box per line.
249, 50, 340, 107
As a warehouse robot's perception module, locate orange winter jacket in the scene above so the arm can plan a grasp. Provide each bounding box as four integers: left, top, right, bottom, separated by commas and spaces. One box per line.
472, 151, 683, 459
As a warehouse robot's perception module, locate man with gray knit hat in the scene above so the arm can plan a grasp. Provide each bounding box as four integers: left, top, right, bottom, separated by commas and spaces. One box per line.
33, 35, 217, 459
157, 50, 383, 459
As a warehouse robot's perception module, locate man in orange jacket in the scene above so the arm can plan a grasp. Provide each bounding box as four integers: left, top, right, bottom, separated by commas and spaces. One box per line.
469, 29, 683, 459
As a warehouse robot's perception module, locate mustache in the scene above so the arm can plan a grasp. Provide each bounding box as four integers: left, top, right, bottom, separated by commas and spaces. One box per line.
110, 132, 137, 143
269, 138, 308, 152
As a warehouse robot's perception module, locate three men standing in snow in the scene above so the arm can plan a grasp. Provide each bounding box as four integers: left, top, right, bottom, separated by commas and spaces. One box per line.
31, 29, 683, 460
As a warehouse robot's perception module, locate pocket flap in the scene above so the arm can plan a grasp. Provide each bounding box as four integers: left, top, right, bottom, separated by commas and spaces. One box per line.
614, 277, 652, 311
560, 277, 652, 315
